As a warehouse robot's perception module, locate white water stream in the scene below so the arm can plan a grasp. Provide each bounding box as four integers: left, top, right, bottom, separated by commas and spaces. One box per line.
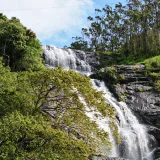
43, 45, 91, 74
43, 46, 153, 160
91, 80, 151, 160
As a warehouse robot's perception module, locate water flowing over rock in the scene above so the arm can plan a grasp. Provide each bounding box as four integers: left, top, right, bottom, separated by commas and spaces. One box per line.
103, 65, 160, 148
42, 46, 156, 160
91, 80, 152, 160
42, 45, 99, 74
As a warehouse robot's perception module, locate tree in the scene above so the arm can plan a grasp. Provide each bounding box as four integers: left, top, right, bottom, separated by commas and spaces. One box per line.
0, 111, 94, 160
0, 14, 44, 71
0, 60, 117, 159
70, 37, 89, 51
71, 0, 160, 59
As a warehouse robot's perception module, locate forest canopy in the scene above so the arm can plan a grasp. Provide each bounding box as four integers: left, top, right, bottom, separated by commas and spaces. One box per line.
70, 0, 160, 59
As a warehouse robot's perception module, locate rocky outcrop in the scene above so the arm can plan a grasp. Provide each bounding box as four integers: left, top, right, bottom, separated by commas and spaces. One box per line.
85, 51, 100, 68
42, 45, 99, 73
102, 65, 160, 147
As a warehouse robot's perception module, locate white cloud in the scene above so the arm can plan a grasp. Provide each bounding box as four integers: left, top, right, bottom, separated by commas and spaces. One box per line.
0, 0, 94, 45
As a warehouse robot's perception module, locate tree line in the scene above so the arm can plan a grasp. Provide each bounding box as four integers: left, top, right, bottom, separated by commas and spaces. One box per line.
70, 0, 160, 59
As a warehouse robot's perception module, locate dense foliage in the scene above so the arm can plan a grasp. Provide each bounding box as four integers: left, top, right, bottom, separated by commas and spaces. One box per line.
143, 55, 160, 92
70, 0, 160, 60
0, 58, 117, 159
0, 13, 44, 71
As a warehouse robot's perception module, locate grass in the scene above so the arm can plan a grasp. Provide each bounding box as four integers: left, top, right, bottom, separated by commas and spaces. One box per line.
143, 55, 160, 70
143, 55, 160, 92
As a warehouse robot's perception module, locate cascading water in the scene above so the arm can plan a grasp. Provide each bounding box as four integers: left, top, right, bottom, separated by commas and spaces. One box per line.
43, 46, 153, 160
91, 80, 152, 160
43, 45, 92, 74
78, 94, 119, 157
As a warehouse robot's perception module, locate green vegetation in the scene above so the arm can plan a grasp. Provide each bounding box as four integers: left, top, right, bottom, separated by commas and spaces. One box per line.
0, 111, 94, 160
144, 56, 160, 71
70, 0, 160, 64
70, 37, 91, 51
0, 57, 117, 159
0, 14, 119, 159
70, 0, 160, 92
0, 0, 159, 157
0, 13, 44, 71
143, 55, 160, 92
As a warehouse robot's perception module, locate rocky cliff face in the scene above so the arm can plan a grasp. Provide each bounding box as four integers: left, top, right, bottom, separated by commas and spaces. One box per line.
98, 65, 160, 158
112, 65, 160, 128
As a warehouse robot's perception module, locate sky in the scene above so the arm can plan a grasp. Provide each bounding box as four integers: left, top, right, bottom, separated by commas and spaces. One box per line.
0, 0, 126, 48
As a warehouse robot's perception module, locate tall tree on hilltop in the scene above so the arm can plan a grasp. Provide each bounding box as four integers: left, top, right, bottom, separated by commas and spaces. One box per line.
70, 0, 160, 58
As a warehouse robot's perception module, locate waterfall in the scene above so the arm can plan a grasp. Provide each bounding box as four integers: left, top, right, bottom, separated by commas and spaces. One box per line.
78, 94, 119, 157
43, 45, 92, 74
91, 80, 152, 160
43, 46, 153, 160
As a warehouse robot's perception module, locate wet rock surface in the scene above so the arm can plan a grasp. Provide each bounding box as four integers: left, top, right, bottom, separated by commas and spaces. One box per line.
89, 155, 129, 160
42, 45, 99, 73
106, 65, 160, 146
